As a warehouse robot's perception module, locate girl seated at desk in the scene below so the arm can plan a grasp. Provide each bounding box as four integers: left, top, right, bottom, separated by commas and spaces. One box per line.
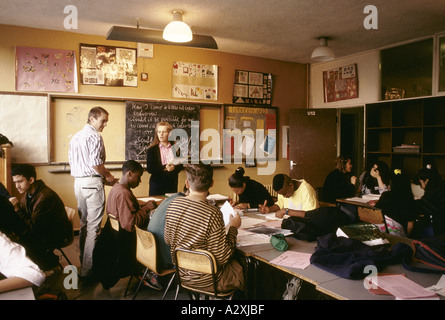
358, 161, 390, 196
228, 167, 274, 210
371, 169, 416, 237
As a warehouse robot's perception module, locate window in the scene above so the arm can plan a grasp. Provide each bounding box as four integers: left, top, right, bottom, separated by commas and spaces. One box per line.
381, 38, 434, 100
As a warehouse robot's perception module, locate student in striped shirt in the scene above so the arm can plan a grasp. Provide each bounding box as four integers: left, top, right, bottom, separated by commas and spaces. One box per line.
164, 163, 244, 293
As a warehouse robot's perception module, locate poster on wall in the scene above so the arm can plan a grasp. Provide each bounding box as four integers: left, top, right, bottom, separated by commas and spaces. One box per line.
80, 44, 137, 87
15, 46, 78, 93
233, 70, 272, 105
323, 64, 358, 102
172, 61, 218, 100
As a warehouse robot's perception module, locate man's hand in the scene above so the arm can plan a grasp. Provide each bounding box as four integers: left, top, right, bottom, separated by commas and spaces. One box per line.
8, 197, 19, 211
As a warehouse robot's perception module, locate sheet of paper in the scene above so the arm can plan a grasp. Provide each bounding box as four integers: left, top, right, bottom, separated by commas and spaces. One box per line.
371, 275, 437, 299
426, 274, 445, 297
138, 197, 163, 202
207, 194, 229, 201
269, 251, 312, 269
237, 233, 271, 247
220, 201, 236, 226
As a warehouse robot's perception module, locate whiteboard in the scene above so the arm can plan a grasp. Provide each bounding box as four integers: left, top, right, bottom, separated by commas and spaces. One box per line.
0, 94, 49, 164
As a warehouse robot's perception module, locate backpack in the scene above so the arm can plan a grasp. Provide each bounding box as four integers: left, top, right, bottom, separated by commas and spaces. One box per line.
403, 238, 445, 273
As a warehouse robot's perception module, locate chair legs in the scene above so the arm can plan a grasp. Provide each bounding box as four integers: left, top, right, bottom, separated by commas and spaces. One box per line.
125, 269, 176, 300
132, 267, 150, 300
162, 273, 176, 300
56, 248, 73, 267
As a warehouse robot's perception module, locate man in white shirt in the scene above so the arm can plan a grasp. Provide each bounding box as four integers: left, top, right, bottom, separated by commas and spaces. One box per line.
0, 231, 45, 293
69, 106, 117, 279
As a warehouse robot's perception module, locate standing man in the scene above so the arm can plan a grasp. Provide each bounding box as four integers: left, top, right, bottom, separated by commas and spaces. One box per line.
69, 106, 117, 279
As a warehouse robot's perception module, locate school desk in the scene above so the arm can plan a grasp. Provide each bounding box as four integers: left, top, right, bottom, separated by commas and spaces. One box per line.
236, 212, 444, 300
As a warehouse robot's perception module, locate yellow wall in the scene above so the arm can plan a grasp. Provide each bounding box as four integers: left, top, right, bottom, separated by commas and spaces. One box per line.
0, 24, 307, 229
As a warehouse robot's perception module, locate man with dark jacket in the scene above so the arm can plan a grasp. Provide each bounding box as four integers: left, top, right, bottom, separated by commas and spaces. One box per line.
9, 164, 72, 270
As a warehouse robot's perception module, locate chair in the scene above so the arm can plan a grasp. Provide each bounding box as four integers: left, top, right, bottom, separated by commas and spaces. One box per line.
357, 206, 389, 233
54, 207, 76, 267
124, 226, 176, 300
108, 213, 120, 231
174, 248, 237, 300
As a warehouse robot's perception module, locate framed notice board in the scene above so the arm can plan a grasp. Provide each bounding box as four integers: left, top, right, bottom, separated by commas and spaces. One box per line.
223, 105, 277, 162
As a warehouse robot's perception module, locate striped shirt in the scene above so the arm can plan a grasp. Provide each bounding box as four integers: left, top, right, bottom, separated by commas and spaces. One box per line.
68, 124, 106, 178
164, 197, 238, 288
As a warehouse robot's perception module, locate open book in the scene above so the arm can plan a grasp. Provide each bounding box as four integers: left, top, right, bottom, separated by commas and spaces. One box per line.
336, 222, 389, 246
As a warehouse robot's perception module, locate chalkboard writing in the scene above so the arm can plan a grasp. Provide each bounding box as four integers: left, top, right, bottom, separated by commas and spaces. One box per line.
125, 101, 200, 161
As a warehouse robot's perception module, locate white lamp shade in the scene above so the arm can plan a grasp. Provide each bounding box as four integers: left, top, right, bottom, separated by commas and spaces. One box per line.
163, 11, 193, 43
311, 38, 335, 62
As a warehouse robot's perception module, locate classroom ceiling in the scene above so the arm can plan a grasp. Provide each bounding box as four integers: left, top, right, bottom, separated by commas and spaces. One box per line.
1, 0, 445, 64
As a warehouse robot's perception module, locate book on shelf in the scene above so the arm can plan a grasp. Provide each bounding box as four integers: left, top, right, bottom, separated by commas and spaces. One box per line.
336, 222, 389, 246
393, 144, 420, 153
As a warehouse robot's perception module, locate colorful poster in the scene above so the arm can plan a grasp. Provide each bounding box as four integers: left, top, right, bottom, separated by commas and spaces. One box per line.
172, 61, 218, 100
323, 64, 358, 102
80, 44, 137, 87
15, 46, 77, 93
233, 70, 272, 105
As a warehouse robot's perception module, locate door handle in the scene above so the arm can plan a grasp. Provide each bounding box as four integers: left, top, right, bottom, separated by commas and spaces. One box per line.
290, 160, 297, 169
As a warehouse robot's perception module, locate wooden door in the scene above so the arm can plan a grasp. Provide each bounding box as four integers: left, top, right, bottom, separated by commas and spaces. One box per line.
288, 109, 337, 189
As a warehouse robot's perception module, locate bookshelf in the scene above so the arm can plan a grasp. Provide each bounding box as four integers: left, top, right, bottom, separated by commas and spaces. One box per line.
365, 96, 445, 179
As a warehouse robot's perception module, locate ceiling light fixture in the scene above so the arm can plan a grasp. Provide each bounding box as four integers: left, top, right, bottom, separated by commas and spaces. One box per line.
162, 10, 193, 43
311, 37, 335, 62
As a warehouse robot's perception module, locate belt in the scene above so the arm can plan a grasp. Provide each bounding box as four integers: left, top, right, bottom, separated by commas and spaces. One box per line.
77, 175, 102, 178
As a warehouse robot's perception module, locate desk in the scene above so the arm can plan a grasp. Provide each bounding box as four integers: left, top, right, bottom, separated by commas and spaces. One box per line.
237, 213, 444, 300
0, 287, 35, 300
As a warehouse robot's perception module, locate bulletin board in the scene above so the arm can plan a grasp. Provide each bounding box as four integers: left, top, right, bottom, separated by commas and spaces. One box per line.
223, 105, 277, 162
0, 93, 49, 164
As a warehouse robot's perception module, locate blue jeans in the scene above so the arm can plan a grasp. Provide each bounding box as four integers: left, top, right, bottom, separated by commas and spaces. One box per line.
74, 177, 105, 277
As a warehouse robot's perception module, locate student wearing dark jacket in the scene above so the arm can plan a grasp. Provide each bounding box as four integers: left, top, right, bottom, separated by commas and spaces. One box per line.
322, 156, 357, 203
9, 164, 72, 270
228, 167, 274, 210
413, 164, 445, 238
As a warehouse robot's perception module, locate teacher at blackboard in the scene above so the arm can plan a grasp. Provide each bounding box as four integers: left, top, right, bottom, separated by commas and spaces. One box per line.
146, 122, 183, 196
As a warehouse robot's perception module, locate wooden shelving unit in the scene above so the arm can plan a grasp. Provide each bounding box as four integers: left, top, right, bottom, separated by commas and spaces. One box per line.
365, 96, 445, 179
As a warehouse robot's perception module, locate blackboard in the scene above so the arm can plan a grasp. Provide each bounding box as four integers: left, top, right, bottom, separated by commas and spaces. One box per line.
125, 101, 200, 161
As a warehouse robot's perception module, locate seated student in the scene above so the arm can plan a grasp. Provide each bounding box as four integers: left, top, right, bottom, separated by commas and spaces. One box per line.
228, 167, 274, 210
413, 164, 445, 238
94, 160, 157, 289
146, 186, 188, 290
0, 181, 9, 198
0, 231, 46, 293
0, 183, 26, 240
107, 160, 156, 233
259, 173, 319, 218
165, 163, 244, 293
321, 156, 357, 203
372, 169, 417, 237
9, 164, 72, 270
358, 161, 390, 196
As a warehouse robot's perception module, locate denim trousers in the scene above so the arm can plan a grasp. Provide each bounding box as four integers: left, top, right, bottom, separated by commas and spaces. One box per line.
74, 176, 105, 277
